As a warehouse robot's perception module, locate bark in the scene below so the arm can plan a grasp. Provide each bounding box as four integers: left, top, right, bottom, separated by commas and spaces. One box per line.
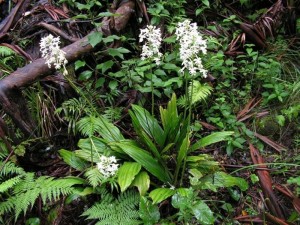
0, 0, 136, 137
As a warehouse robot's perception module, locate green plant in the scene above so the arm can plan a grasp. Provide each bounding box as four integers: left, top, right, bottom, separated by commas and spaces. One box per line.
0, 151, 84, 221
0, 46, 25, 76
82, 188, 141, 225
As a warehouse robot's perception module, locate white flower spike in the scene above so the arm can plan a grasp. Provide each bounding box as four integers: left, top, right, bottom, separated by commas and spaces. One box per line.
96, 155, 119, 178
40, 34, 68, 73
175, 20, 207, 77
139, 25, 162, 65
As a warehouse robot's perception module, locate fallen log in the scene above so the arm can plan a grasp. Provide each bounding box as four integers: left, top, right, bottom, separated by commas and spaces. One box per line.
0, 0, 136, 137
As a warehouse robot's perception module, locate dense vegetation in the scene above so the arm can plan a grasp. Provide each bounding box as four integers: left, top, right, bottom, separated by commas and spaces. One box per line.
0, 0, 299, 224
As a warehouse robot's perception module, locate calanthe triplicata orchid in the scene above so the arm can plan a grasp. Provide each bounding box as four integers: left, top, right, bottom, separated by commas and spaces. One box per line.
139, 25, 162, 65
96, 155, 119, 178
40, 34, 68, 75
175, 19, 207, 77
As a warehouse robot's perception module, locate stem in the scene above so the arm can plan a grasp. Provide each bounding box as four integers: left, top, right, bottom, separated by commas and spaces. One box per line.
179, 78, 193, 186
176, 77, 194, 186
151, 72, 154, 116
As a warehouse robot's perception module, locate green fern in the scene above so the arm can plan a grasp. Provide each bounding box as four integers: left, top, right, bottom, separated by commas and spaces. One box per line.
0, 171, 84, 220
0, 161, 26, 177
77, 115, 124, 141
0, 46, 15, 57
178, 81, 213, 108
0, 46, 25, 75
0, 175, 24, 193
84, 167, 104, 188
82, 189, 141, 225
103, 106, 123, 122
55, 97, 91, 134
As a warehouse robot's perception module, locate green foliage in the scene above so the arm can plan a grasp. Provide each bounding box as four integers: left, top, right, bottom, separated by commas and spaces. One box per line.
84, 167, 104, 188
118, 162, 141, 192
149, 188, 176, 204
171, 188, 215, 224
55, 97, 91, 134
82, 189, 141, 225
77, 115, 124, 141
0, 171, 84, 220
139, 197, 160, 225
59, 149, 89, 171
177, 81, 213, 108
0, 46, 25, 76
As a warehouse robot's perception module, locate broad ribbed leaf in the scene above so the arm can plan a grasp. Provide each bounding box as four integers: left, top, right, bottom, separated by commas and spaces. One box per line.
176, 135, 190, 167
131, 171, 150, 196
193, 201, 215, 225
159, 93, 181, 144
136, 129, 161, 160
190, 131, 234, 151
212, 171, 248, 191
129, 105, 165, 148
139, 196, 160, 225
113, 141, 171, 183
149, 188, 176, 204
118, 162, 141, 192
59, 149, 88, 171
96, 116, 124, 141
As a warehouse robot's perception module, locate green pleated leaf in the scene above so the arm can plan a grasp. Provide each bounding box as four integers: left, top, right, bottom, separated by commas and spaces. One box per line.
113, 141, 171, 183
190, 131, 234, 151
176, 134, 190, 169
59, 149, 89, 171
131, 171, 150, 196
139, 196, 160, 225
211, 171, 248, 191
129, 105, 165, 148
149, 188, 176, 204
118, 162, 141, 192
192, 201, 215, 225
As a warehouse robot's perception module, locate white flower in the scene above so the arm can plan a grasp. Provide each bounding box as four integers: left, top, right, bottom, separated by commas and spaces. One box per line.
96, 155, 119, 178
175, 20, 207, 77
40, 34, 68, 73
139, 25, 162, 65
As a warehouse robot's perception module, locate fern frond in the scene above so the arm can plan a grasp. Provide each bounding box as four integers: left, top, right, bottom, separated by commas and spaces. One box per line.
77, 116, 102, 137
55, 97, 91, 134
178, 81, 213, 108
77, 116, 124, 141
0, 161, 26, 177
0, 172, 81, 220
0, 46, 15, 57
103, 107, 123, 122
0, 175, 24, 193
82, 189, 141, 225
84, 167, 104, 188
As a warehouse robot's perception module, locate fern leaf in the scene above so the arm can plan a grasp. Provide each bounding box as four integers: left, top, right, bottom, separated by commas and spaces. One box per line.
0, 46, 15, 57
1, 172, 80, 221
0, 161, 25, 177
82, 190, 141, 225
77, 116, 124, 141
0, 175, 23, 193
178, 81, 213, 108
84, 167, 104, 187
